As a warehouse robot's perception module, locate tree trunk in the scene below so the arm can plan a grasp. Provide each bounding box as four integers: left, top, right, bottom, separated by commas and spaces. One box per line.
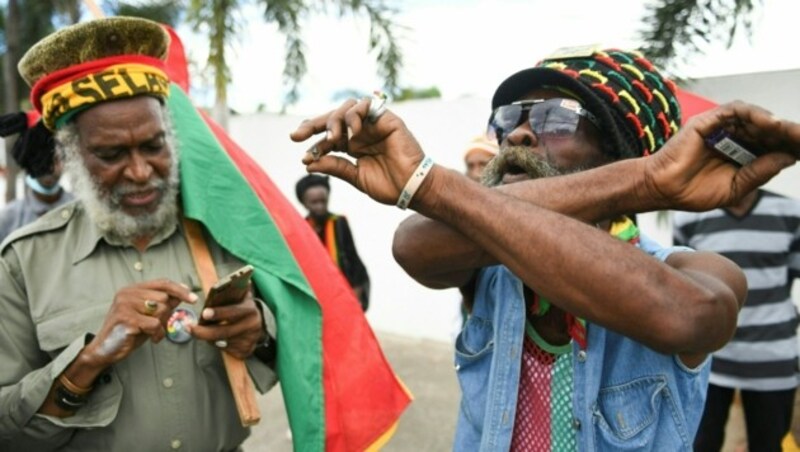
68, 0, 81, 24
3, 0, 21, 203
212, 97, 229, 130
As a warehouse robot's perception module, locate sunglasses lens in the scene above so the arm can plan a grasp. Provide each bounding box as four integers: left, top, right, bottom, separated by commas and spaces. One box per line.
489, 104, 523, 142
490, 99, 589, 145
530, 100, 581, 142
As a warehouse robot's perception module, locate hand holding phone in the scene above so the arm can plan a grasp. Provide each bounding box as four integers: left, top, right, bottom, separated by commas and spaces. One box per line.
199, 264, 254, 325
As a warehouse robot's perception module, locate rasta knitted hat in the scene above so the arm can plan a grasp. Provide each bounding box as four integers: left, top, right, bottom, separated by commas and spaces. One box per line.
18, 16, 171, 130
492, 46, 681, 160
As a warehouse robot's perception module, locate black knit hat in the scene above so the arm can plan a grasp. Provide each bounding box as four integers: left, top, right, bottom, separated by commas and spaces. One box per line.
492, 46, 681, 160
295, 174, 330, 202
0, 111, 56, 177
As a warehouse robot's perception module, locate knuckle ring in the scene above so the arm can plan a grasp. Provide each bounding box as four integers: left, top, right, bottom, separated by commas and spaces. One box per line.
367, 90, 388, 123
214, 339, 228, 349
144, 299, 158, 316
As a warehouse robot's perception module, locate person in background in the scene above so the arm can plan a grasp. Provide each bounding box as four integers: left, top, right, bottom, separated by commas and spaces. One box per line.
291, 46, 800, 450
296, 174, 371, 311
0, 112, 74, 242
463, 134, 498, 182
674, 188, 800, 452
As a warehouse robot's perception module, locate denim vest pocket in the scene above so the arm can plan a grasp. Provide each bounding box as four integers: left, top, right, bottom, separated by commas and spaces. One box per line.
454, 315, 494, 426
593, 376, 688, 450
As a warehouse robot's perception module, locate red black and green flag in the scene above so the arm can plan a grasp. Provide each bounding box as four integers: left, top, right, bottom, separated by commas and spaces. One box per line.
164, 27, 411, 451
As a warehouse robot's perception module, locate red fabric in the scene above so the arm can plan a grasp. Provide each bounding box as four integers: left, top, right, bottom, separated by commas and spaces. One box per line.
30, 54, 167, 112
202, 114, 410, 450
512, 337, 554, 451
676, 88, 718, 124
25, 111, 41, 128
163, 26, 190, 92
162, 24, 410, 450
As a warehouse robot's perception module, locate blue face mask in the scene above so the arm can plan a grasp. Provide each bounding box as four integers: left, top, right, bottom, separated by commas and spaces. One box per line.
25, 174, 62, 196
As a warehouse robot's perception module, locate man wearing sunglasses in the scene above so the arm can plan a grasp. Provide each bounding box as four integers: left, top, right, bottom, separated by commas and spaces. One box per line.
291, 47, 800, 450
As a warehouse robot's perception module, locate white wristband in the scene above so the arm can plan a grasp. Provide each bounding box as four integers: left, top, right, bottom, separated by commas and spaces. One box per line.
396, 156, 434, 210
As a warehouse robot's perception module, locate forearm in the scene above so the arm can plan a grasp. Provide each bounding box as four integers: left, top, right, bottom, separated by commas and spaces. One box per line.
492, 158, 664, 221
0, 335, 115, 447
392, 214, 493, 288
409, 164, 731, 352
38, 347, 108, 417
394, 158, 663, 287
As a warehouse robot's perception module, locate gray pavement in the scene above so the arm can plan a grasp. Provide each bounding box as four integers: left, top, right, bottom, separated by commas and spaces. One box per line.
243, 332, 460, 451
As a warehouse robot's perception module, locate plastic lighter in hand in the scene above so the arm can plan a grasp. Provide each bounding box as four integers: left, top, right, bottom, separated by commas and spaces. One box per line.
704, 129, 758, 166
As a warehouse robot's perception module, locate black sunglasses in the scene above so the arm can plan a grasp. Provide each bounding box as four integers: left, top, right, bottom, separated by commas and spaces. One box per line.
488, 98, 600, 144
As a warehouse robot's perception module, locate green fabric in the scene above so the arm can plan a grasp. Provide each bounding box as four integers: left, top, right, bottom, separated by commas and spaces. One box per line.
54, 106, 90, 129
168, 87, 325, 450
0, 202, 277, 450
550, 351, 576, 451
525, 321, 571, 356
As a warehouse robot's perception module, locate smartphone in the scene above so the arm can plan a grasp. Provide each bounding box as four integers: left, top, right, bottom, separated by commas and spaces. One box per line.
704, 129, 759, 166
199, 264, 254, 325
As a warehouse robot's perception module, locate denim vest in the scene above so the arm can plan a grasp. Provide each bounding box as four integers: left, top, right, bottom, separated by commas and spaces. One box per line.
453, 234, 709, 451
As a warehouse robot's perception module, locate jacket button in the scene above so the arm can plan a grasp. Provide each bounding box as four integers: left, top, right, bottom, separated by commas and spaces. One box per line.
577, 350, 587, 362
572, 418, 582, 430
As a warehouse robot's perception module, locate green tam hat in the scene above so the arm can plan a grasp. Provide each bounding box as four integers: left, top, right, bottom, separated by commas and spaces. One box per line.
20, 17, 171, 130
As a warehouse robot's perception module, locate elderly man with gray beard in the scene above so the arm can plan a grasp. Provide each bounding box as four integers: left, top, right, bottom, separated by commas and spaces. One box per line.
291, 47, 800, 451
0, 18, 277, 451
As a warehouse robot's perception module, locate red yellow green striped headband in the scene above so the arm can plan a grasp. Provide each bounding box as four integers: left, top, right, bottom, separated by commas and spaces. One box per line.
30, 55, 170, 130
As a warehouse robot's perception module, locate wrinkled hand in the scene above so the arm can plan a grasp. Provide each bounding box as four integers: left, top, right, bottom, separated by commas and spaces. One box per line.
188, 291, 264, 359
290, 97, 426, 205
643, 101, 799, 212
83, 279, 198, 368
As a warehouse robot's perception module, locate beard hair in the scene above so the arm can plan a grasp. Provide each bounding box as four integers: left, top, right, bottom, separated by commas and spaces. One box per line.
480, 145, 562, 187
480, 145, 594, 187
56, 120, 180, 245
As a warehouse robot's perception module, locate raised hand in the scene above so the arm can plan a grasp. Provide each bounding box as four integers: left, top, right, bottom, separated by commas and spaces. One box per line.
289, 96, 427, 205
643, 101, 799, 212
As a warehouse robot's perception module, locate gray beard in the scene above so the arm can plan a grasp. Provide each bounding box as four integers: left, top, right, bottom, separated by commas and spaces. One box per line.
480, 145, 564, 187
62, 149, 180, 245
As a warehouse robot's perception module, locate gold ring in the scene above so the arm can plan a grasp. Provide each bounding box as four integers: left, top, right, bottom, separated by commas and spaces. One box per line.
144, 299, 158, 316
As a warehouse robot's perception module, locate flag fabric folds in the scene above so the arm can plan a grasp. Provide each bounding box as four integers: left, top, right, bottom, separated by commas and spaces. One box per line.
164, 27, 411, 451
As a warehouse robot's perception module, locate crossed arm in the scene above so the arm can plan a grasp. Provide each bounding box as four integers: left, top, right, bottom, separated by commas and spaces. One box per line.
291, 98, 799, 361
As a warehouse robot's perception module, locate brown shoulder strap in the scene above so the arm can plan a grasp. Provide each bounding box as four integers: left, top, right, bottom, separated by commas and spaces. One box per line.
182, 216, 261, 426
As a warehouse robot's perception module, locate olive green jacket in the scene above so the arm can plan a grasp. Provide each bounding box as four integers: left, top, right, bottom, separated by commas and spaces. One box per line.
0, 201, 277, 451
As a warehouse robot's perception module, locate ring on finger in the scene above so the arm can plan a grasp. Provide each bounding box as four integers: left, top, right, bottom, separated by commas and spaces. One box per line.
310, 146, 321, 161
214, 339, 228, 349
367, 90, 388, 123
144, 299, 158, 316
